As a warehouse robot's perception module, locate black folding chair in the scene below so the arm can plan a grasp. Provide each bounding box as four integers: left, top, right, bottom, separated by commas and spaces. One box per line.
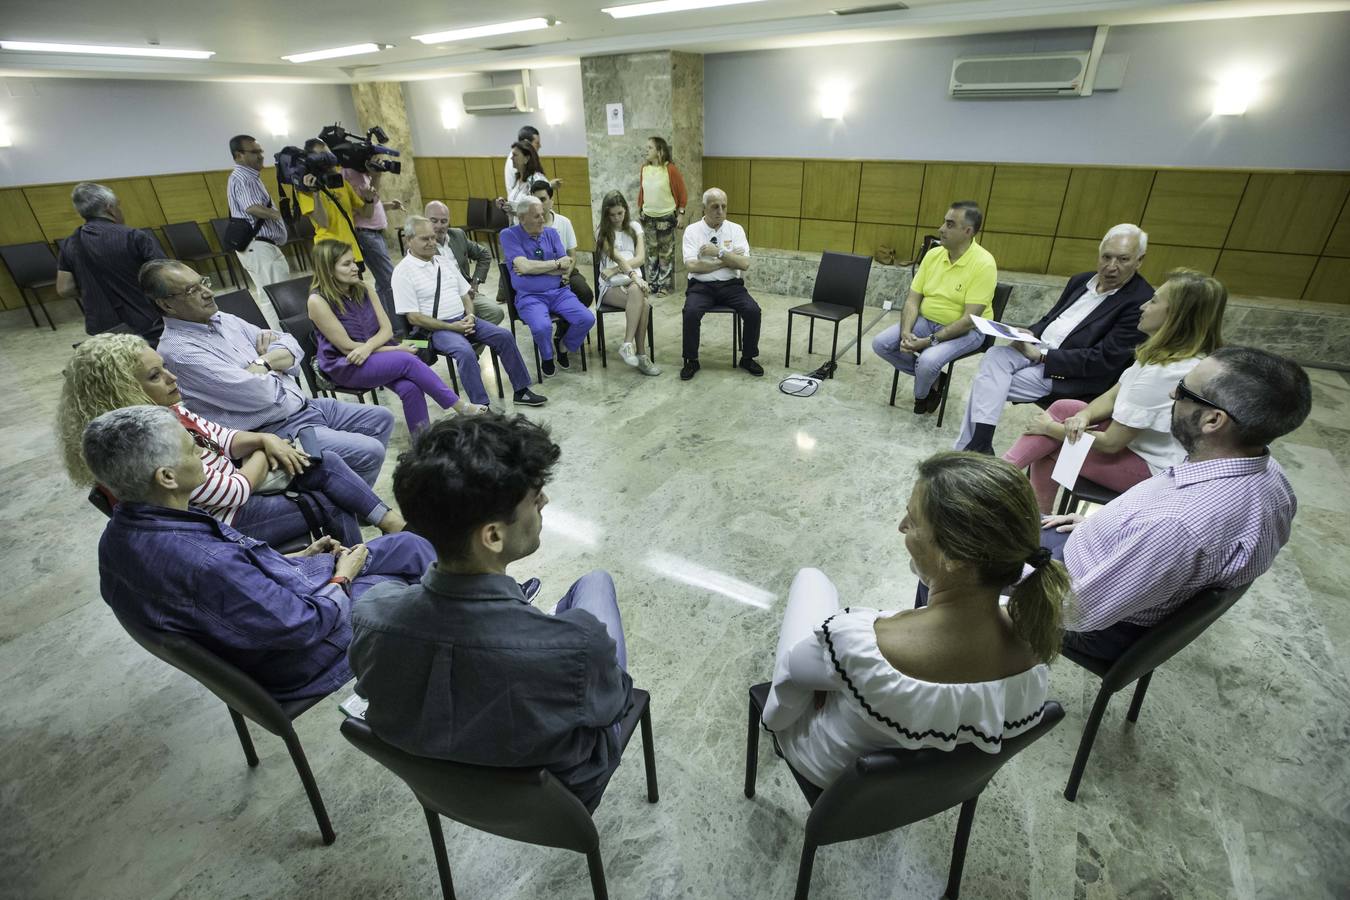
889, 282, 1014, 427
784, 251, 872, 372
212, 288, 270, 330
744, 682, 1064, 899
499, 262, 588, 382
113, 610, 337, 844
278, 313, 381, 405
162, 221, 241, 289
1054, 476, 1121, 516
591, 254, 656, 368
340, 688, 658, 899
0, 241, 61, 329
1062, 583, 1251, 802
263, 275, 315, 320
283, 216, 315, 271
467, 199, 508, 263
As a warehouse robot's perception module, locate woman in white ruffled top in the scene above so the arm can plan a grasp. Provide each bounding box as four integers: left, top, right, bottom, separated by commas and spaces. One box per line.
763, 452, 1070, 789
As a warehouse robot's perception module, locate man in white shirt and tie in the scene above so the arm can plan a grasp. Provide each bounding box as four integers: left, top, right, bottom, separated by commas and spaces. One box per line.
680, 188, 763, 381
956, 224, 1154, 453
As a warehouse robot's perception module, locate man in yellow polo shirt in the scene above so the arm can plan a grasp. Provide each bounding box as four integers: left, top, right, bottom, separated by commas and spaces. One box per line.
871, 200, 996, 414
297, 138, 366, 265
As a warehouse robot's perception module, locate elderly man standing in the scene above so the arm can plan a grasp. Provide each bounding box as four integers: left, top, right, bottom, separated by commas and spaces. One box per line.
680, 188, 763, 381
499, 197, 595, 378
56, 182, 167, 342
226, 134, 291, 295
87, 405, 433, 702
956, 224, 1153, 453
872, 201, 996, 413
145, 259, 394, 486
423, 200, 503, 325
393, 216, 546, 408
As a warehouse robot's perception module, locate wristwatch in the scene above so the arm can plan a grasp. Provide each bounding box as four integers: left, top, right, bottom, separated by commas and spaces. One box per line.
717, 247, 727, 259
327, 575, 351, 592
253, 356, 271, 371
929, 332, 942, 346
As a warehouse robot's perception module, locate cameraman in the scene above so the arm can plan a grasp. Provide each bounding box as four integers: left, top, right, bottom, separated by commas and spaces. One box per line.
297, 138, 366, 271
344, 158, 403, 325
226, 135, 290, 293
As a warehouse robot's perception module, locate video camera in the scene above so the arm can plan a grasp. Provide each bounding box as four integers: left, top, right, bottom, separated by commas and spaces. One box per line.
319, 123, 402, 175
274, 146, 344, 191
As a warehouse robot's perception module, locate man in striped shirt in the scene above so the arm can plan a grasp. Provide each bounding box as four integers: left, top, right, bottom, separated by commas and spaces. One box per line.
227, 135, 291, 295
1041, 347, 1312, 661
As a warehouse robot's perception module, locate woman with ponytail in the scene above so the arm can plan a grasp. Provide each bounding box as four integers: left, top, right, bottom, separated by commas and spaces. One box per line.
760, 451, 1068, 789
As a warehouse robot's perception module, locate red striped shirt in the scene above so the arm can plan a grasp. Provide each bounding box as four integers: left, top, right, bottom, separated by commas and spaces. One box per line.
171, 404, 252, 524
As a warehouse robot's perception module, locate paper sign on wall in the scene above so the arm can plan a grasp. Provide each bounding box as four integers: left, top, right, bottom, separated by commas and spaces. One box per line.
606, 103, 624, 135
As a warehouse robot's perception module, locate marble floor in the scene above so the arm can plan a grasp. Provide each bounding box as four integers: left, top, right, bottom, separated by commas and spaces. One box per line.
2, 280, 1348, 900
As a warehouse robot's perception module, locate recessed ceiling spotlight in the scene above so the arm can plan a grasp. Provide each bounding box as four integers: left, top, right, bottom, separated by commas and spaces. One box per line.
0, 40, 214, 59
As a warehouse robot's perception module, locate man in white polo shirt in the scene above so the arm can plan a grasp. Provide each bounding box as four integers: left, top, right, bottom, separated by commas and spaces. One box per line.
392, 216, 546, 408
680, 187, 763, 381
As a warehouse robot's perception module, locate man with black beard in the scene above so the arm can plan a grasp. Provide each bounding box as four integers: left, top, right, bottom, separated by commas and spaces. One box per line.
1036, 346, 1311, 662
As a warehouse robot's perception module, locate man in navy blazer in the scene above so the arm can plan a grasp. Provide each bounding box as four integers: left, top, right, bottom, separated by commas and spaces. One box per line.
956, 224, 1153, 453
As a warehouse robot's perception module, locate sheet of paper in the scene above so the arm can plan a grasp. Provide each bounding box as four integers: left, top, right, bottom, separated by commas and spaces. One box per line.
606, 103, 624, 135
1052, 432, 1096, 491
970, 315, 1047, 345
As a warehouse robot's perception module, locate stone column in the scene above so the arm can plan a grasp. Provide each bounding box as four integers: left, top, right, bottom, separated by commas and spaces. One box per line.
581, 51, 703, 289
349, 81, 423, 245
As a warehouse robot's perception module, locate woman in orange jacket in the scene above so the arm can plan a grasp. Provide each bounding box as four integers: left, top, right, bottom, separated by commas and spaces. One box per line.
636, 136, 687, 296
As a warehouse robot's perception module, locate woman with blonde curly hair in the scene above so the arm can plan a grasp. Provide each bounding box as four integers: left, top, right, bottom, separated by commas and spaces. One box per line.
59, 332, 405, 546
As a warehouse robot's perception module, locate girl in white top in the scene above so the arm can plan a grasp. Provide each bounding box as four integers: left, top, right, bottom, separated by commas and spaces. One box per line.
763, 452, 1069, 789
1004, 269, 1228, 513
595, 190, 659, 375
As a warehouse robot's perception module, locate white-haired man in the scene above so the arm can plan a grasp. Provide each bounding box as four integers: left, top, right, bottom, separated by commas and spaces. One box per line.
680, 188, 763, 381
956, 224, 1154, 453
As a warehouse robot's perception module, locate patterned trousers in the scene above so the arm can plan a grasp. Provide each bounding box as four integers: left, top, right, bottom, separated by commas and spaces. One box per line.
641, 212, 678, 293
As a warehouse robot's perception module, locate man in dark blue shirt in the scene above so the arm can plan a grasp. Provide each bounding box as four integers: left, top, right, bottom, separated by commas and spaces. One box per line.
56, 182, 167, 342
348, 414, 634, 808
86, 405, 433, 701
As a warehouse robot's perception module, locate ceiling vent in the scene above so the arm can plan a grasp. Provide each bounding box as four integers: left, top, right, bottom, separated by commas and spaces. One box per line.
949, 52, 1089, 98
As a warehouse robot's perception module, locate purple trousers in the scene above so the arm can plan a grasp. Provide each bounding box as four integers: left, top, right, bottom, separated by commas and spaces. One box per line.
322, 349, 459, 432
516, 286, 595, 360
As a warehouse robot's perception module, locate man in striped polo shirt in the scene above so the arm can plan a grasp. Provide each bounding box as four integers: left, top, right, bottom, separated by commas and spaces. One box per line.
227, 135, 291, 295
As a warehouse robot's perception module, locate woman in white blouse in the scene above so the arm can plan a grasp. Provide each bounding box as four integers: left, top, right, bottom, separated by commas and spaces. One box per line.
1004, 268, 1228, 512
762, 452, 1068, 789
595, 190, 659, 375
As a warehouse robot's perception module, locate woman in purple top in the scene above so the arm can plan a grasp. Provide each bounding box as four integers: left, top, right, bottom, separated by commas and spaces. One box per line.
307, 239, 484, 432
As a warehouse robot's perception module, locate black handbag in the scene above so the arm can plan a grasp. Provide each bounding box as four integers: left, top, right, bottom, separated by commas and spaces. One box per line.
412, 268, 441, 364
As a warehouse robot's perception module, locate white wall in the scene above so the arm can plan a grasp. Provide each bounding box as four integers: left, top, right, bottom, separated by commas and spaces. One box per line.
0, 78, 358, 187
704, 12, 1350, 170
403, 65, 586, 158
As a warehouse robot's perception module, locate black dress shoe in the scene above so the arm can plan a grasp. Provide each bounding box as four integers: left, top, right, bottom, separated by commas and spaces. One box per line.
925, 372, 948, 413
513, 388, 548, 406
556, 350, 571, 369
738, 357, 765, 377
680, 359, 700, 381
541, 358, 556, 377
913, 395, 930, 415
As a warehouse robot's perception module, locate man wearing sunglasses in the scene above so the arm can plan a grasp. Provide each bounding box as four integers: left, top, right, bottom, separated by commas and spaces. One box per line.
1039, 346, 1311, 661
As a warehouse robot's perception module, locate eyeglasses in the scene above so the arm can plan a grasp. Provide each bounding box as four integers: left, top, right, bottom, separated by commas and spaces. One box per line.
163, 276, 213, 300
1174, 379, 1240, 423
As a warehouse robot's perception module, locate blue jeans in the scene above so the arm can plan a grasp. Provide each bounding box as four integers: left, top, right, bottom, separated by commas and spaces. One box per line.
871, 315, 984, 399
260, 398, 395, 488
430, 318, 534, 405
349, 532, 437, 600
230, 451, 390, 547
355, 229, 397, 326
553, 570, 627, 671
516, 286, 595, 360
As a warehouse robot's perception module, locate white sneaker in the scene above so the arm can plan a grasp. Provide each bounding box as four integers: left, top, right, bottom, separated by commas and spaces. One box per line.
637, 354, 661, 376
619, 341, 639, 367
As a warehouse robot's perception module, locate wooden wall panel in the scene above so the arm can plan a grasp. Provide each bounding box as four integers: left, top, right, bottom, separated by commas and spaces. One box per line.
979, 232, 1053, 274
464, 158, 498, 199
438, 158, 470, 200
1323, 201, 1350, 257
856, 162, 924, 225
1141, 171, 1248, 247
917, 163, 993, 228
24, 183, 82, 242
747, 215, 799, 251
1057, 167, 1155, 240
1303, 257, 1350, 304
986, 166, 1070, 236
702, 157, 751, 215
798, 219, 855, 254
557, 204, 594, 252
0, 189, 45, 245
852, 223, 915, 261
550, 158, 590, 206
152, 173, 216, 223
417, 158, 445, 203
801, 161, 860, 222
749, 160, 803, 218
204, 170, 232, 218
1047, 237, 1100, 277
1226, 173, 1350, 254
1213, 250, 1317, 299
1137, 244, 1222, 285
447, 200, 469, 230
107, 178, 167, 229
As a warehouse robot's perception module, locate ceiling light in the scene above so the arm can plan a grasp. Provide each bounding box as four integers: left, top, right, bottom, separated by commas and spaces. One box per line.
602, 0, 768, 18
0, 40, 214, 59
1213, 69, 1260, 116
282, 43, 384, 63
412, 18, 553, 44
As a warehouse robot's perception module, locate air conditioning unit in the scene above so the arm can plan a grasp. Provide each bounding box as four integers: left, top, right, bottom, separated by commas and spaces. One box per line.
950, 52, 1089, 98
462, 85, 533, 115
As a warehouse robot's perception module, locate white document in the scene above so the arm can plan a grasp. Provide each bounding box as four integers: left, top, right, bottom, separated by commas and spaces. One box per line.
970, 315, 1047, 345
1051, 432, 1097, 490
606, 103, 624, 135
